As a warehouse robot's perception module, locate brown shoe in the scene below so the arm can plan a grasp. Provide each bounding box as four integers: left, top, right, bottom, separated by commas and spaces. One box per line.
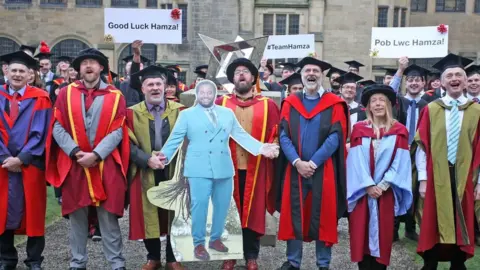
208, 239, 229, 252
194, 244, 210, 261
221, 260, 236, 270
246, 259, 258, 270
166, 262, 185, 270
142, 260, 161, 270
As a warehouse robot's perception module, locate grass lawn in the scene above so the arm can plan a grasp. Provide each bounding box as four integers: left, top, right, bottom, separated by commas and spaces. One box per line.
14, 187, 62, 245
398, 224, 480, 269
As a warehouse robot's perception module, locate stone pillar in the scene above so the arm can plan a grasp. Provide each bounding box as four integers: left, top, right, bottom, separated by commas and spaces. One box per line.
188, 0, 240, 72
238, 0, 255, 39
139, 0, 146, 8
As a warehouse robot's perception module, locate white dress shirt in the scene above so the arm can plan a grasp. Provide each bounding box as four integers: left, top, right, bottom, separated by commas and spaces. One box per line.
466, 93, 480, 102
416, 94, 479, 183
348, 101, 359, 130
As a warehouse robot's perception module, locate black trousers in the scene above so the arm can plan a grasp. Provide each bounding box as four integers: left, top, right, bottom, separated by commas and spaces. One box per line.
0, 230, 45, 267
394, 205, 416, 234
421, 164, 467, 270
144, 235, 176, 263
357, 255, 387, 270
238, 170, 260, 260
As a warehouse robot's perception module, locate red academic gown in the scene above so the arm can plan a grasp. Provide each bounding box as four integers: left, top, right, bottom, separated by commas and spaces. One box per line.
415, 103, 480, 260
45, 81, 130, 217
216, 94, 279, 235
276, 92, 349, 245
0, 85, 52, 236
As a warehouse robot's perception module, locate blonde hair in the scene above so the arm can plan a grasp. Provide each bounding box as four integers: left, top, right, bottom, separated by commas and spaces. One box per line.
365, 93, 396, 139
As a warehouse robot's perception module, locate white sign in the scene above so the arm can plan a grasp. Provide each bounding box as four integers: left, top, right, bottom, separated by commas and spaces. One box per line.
263, 34, 315, 59
104, 8, 182, 44
370, 26, 448, 58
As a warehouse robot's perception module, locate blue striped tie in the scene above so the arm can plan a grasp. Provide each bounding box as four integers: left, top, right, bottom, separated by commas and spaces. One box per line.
447, 100, 460, 164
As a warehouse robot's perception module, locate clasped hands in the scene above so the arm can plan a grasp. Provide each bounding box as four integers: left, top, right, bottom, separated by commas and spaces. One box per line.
366, 185, 384, 199
295, 160, 316, 178
259, 143, 279, 159
148, 152, 166, 170
75, 151, 99, 168
2, 157, 23, 172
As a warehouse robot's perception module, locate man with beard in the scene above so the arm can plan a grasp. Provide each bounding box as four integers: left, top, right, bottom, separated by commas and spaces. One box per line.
34, 41, 57, 95
158, 80, 279, 262
334, 72, 365, 130
126, 65, 185, 270
392, 64, 429, 242
216, 58, 280, 270
0, 51, 52, 270
465, 65, 480, 103
414, 53, 480, 270
276, 57, 349, 270
46, 48, 129, 270
326, 67, 346, 96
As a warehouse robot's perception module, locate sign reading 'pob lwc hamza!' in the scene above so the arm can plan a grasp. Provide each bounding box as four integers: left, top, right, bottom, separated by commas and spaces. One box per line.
370, 26, 449, 58
104, 8, 182, 44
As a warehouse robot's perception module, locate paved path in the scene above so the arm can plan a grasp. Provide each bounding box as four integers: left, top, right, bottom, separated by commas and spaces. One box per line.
16, 215, 419, 269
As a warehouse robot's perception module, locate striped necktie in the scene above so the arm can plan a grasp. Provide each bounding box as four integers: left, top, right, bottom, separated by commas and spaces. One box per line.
473, 97, 479, 104
447, 100, 460, 164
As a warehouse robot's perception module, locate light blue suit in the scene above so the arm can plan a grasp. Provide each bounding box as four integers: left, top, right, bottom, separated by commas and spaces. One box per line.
161, 104, 263, 247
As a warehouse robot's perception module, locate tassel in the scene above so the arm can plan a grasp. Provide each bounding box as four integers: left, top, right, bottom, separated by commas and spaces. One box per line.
255, 75, 261, 94
108, 70, 113, 85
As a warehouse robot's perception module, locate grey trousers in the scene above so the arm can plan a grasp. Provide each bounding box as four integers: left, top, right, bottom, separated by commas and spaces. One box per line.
69, 206, 125, 269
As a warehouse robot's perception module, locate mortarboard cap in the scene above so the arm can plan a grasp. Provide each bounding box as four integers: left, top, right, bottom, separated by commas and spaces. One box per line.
296, 57, 331, 72
384, 68, 397, 76
109, 71, 118, 80
403, 64, 429, 78
333, 72, 364, 85
57, 56, 73, 63
359, 80, 376, 87
429, 71, 441, 80
326, 66, 347, 78
279, 73, 303, 86
34, 41, 52, 60
465, 65, 480, 77
279, 62, 297, 71
0, 51, 38, 69
20, 45, 36, 56
166, 65, 181, 73
432, 53, 474, 72
345, 60, 364, 69
194, 70, 206, 78
122, 54, 150, 64
131, 65, 170, 83
194, 64, 208, 72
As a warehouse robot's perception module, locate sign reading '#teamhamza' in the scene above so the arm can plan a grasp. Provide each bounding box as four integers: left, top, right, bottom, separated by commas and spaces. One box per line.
370, 26, 449, 58
263, 34, 315, 59
104, 8, 182, 44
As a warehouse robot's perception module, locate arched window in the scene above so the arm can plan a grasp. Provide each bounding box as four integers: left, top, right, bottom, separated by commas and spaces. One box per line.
51, 39, 89, 69
118, 44, 157, 76
0, 37, 20, 56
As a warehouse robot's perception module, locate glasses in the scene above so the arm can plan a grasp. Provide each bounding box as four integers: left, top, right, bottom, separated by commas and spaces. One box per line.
234, 69, 251, 75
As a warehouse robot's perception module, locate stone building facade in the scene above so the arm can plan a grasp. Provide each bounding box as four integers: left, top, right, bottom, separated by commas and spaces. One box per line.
0, 0, 479, 85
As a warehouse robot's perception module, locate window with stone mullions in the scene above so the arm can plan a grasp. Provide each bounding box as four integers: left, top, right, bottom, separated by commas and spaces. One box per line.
146, 0, 157, 8
411, 0, 427, 12
5, 0, 32, 4
401, 8, 407, 27
118, 44, 157, 76
160, 3, 172, 9
178, 4, 188, 40
51, 39, 89, 71
436, 0, 465, 12
0, 38, 19, 74
76, 0, 102, 7
377, 7, 388, 27
263, 14, 300, 65
40, 0, 66, 6
111, 0, 138, 7
475, 0, 480, 13
393, 7, 399, 27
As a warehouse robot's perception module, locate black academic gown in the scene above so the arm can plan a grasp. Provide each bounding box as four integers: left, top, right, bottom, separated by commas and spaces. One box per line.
421, 88, 443, 103
120, 80, 141, 107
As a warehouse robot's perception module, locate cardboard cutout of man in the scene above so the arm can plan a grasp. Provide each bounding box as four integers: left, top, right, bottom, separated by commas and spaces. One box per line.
157, 80, 279, 261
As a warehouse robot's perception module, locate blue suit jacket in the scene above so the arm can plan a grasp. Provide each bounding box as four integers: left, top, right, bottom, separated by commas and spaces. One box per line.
161, 104, 263, 179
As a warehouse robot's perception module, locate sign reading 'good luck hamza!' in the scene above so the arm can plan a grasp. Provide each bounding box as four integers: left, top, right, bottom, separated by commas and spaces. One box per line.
104, 8, 182, 44
370, 26, 449, 58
